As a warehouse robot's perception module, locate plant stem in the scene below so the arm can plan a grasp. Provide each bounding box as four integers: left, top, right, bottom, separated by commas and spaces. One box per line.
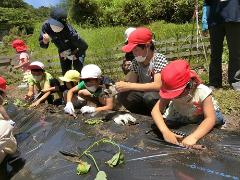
85, 151, 100, 172
79, 138, 120, 158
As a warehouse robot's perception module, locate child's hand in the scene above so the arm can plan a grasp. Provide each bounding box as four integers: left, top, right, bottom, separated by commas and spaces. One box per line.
25, 94, 33, 101
181, 135, 198, 148
41, 88, 50, 93
30, 100, 40, 108
163, 131, 183, 145
115, 81, 131, 92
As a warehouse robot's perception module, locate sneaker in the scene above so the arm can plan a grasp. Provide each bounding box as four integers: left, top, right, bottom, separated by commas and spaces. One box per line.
231, 81, 240, 91
17, 83, 28, 89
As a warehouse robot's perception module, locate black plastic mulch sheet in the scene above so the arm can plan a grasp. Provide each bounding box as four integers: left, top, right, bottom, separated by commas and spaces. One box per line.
1, 103, 240, 180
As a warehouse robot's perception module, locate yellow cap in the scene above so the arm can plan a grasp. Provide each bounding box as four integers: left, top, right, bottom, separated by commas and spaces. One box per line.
59, 70, 80, 82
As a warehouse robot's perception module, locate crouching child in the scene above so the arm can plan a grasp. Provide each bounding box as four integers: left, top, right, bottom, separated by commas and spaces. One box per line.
0, 77, 17, 164
25, 61, 54, 107
64, 64, 117, 116
151, 60, 224, 148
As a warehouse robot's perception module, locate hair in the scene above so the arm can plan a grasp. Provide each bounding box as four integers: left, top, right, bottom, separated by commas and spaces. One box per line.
31, 69, 44, 73
137, 42, 155, 51
0, 90, 4, 96
50, 78, 60, 87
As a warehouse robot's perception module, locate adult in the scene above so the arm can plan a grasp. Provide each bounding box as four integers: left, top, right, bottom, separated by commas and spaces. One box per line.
116, 27, 168, 116
39, 8, 88, 75
202, 0, 240, 90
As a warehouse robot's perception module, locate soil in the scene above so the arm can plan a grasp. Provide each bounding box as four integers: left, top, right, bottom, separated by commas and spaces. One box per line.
6, 84, 240, 131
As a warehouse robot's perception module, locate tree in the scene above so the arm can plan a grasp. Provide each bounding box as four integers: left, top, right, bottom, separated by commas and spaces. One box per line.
0, 0, 28, 8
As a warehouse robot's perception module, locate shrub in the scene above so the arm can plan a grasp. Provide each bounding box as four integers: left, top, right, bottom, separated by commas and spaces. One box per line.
68, 0, 197, 27
171, 0, 194, 23
69, 0, 101, 26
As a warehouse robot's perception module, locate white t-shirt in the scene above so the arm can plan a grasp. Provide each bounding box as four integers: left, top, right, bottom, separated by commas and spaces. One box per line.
163, 84, 220, 120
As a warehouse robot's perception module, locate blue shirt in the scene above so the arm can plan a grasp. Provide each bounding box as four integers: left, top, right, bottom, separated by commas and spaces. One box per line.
204, 0, 240, 28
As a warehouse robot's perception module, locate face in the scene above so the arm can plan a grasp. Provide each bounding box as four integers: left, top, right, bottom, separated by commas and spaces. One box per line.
31, 69, 44, 81
66, 82, 76, 89
132, 46, 147, 57
83, 78, 100, 92
175, 88, 190, 99
83, 78, 99, 87
31, 69, 43, 76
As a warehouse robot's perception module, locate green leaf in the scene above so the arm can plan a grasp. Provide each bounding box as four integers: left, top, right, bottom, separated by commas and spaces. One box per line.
105, 151, 124, 167
94, 171, 107, 180
76, 161, 91, 175
85, 118, 103, 125
13, 99, 27, 107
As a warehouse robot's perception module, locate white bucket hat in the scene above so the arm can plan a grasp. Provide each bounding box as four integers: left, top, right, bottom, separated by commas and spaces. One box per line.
81, 64, 102, 79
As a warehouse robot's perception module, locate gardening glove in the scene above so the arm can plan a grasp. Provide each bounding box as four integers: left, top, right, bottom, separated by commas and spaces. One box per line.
64, 102, 75, 115
67, 55, 77, 61
60, 49, 71, 59
80, 106, 96, 114
113, 114, 136, 125
8, 120, 16, 127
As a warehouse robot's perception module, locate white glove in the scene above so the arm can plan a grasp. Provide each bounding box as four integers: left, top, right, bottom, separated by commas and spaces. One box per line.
67, 55, 77, 61
64, 102, 75, 114
60, 49, 71, 59
8, 119, 16, 127
113, 114, 136, 125
80, 106, 96, 114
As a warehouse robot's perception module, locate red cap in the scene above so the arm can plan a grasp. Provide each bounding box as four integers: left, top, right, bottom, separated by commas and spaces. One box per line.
160, 60, 201, 99
12, 39, 28, 52
0, 76, 6, 92
122, 27, 152, 53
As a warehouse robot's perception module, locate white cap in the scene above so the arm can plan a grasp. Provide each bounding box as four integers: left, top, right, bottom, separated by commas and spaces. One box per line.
19, 52, 29, 59
29, 61, 44, 70
81, 64, 102, 79
124, 27, 136, 41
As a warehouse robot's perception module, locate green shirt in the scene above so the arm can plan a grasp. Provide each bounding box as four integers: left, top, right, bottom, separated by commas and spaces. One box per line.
76, 81, 102, 98
28, 72, 53, 90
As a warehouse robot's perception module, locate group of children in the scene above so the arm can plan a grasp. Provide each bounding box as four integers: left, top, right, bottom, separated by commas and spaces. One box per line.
0, 27, 226, 165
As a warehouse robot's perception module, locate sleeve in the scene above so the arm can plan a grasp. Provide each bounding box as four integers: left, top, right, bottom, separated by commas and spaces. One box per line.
27, 75, 35, 86
153, 54, 168, 74
68, 24, 88, 55
43, 73, 53, 88
39, 22, 49, 49
197, 84, 212, 102
202, 1, 209, 31
76, 81, 85, 90
130, 59, 138, 73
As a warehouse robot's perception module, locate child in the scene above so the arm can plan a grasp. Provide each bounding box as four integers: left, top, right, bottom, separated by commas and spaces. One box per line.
0, 76, 17, 164
42, 70, 85, 107
151, 60, 224, 148
12, 39, 31, 89
64, 64, 115, 115
25, 61, 53, 107
116, 27, 168, 116
121, 27, 136, 75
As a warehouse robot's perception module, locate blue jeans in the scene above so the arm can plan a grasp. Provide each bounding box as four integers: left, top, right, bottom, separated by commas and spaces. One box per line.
165, 110, 225, 127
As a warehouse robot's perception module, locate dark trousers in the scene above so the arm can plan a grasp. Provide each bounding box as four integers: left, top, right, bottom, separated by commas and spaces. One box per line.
59, 55, 84, 75
117, 91, 159, 116
209, 22, 240, 86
